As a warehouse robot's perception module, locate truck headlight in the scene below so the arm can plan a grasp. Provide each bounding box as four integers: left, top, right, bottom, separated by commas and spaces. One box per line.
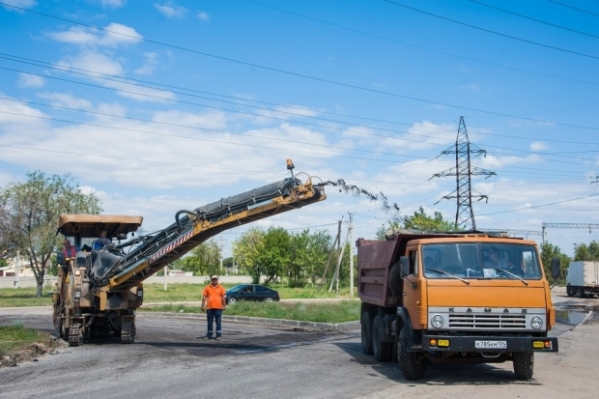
431, 315, 444, 329
74, 290, 81, 300
531, 316, 543, 330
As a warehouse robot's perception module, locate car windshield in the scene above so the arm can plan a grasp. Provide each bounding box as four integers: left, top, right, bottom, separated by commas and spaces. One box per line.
227, 285, 245, 293
421, 242, 543, 280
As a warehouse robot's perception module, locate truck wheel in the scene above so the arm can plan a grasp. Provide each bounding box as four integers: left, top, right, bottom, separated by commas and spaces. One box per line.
389, 262, 402, 298
513, 352, 534, 380
578, 287, 586, 298
397, 323, 427, 380
372, 316, 392, 362
566, 285, 572, 297
361, 311, 374, 355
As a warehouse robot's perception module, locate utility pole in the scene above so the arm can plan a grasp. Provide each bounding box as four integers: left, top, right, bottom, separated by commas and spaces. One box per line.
430, 116, 495, 230
349, 213, 354, 296
319, 218, 342, 291
164, 265, 168, 291
330, 219, 351, 294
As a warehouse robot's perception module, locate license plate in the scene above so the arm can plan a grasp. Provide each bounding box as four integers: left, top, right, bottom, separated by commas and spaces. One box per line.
475, 340, 507, 349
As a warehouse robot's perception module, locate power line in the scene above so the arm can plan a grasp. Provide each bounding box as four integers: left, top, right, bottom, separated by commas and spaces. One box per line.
479, 192, 599, 216
3, 62, 599, 170
0, 52, 416, 129
0, 142, 283, 175
243, 0, 599, 87
4, 54, 599, 154
383, 0, 599, 60
0, 106, 591, 180
547, 0, 599, 18
469, 0, 599, 39
1, 1, 598, 130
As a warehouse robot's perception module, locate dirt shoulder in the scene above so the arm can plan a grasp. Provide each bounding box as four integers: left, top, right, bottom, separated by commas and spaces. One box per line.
0, 327, 65, 369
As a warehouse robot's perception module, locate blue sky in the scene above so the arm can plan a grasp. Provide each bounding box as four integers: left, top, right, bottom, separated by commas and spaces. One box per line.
1, 0, 598, 257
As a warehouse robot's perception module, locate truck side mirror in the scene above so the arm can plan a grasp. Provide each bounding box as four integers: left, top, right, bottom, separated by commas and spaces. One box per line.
551, 258, 560, 279
400, 256, 410, 277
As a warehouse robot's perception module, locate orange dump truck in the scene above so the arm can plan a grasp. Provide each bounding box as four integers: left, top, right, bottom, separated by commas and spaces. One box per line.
357, 229, 560, 380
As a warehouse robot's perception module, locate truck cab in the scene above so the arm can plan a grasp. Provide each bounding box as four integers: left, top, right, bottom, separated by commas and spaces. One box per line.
358, 230, 559, 381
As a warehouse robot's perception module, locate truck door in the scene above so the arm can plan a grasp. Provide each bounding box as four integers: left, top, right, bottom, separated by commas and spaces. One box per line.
403, 247, 422, 330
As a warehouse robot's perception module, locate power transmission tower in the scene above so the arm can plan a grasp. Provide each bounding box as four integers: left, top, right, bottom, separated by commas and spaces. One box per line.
430, 116, 495, 230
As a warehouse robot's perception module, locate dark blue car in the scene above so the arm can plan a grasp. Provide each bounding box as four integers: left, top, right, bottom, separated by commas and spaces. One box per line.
226, 284, 280, 304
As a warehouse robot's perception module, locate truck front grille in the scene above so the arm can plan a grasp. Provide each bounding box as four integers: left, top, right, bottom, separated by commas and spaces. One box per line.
448, 313, 527, 329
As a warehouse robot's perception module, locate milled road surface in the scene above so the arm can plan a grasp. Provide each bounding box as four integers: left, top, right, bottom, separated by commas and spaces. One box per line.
1, 289, 598, 399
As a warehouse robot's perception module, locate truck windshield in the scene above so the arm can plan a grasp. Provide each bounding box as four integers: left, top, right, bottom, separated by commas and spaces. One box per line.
421, 243, 543, 280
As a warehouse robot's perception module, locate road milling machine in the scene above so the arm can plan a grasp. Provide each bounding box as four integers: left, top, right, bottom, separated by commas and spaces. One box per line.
53, 161, 326, 346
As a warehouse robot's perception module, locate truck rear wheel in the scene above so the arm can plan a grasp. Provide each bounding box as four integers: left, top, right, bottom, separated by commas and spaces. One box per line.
578, 287, 586, 298
397, 324, 427, 380
513, 352, 534, 380
361, 311, 374, 355
372, 315, 392, 362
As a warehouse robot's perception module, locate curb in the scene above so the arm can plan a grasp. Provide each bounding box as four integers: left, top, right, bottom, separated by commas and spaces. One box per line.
137, 311, 359, 332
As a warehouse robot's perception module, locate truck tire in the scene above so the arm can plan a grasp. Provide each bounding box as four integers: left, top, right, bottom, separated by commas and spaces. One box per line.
513, 352, 534, 380
397, 323, 427, 380
389, 262, 402, 298
372, 316, 392, 362
361, 311, 374, 355
578, 287, 586, 298
566, 285, 573, 297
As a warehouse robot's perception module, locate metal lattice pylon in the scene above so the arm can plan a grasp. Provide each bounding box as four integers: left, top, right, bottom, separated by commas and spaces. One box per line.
430, 117, 495, 230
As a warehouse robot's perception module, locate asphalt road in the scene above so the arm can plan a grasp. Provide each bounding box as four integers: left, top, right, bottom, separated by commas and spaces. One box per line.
0, 290, 597, 399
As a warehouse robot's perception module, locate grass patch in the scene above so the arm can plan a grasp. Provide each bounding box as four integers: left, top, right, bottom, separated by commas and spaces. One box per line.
0, 287, 53, 307
0, 282, 355, 307
143, 283, 353, 303
0, 324, 48, 357
141, 300, 360, 323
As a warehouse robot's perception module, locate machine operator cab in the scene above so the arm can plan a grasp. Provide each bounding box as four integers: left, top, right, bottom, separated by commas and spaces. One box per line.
57, 214, 143, 272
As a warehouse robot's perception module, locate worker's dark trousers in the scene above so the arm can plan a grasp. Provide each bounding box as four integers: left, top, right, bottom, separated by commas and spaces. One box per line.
206, 309, 222, 338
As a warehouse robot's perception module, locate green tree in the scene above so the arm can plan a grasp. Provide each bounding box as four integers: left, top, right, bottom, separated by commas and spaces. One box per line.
0, 171, 101, 297
574, 240, 599, 261
180, 239, 222, 276
540, 242, 570, 284
233, 227, 265, 284
288, 229, 332, 287
257, 227, 291, 284
376, 206, 457, 239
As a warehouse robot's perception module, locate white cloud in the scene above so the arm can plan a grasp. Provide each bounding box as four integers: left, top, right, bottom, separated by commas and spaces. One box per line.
197, 11, 209, 21
530, 141, 549, 152
17, 73, 45, 88
154, 2, 188, 18
37, 92, 92, 110
376, 120, 456, 152
460, 83, 480, 92
49, 23, 142, 48
135, 52, 159, 76
58, 51, 125, 76
2, 0, 36, 12
99, 0, 126, 8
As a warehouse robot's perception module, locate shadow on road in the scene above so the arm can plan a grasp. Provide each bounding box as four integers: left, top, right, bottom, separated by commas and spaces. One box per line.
333, 341, 541, 386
